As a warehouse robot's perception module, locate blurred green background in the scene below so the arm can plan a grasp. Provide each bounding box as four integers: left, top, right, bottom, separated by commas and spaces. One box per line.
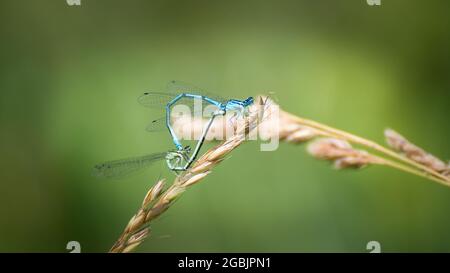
0, 0, 449, 253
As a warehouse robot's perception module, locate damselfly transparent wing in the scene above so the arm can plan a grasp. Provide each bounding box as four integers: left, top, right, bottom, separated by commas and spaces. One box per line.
93, 152, 167, 178
146, 116, 167, 132
166, 80, 227, 104
138, 81, 227, 110
137, 91, 191, 109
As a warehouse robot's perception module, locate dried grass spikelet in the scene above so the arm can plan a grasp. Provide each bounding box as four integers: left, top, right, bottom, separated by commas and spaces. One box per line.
110, 179, 165, 253
304, 138, 440, 184
109, 96, 268, 253
385, 129, 450, 177
307, 138, 382, 169
142, 180, 165, 208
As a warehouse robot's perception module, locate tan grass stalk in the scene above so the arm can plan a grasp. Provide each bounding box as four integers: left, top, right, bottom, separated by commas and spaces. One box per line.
305, 138, 446, 185
281, 111, 449, 183
109, 98, 267, 253
307, 138, 384, 169
175, 97, 449, 186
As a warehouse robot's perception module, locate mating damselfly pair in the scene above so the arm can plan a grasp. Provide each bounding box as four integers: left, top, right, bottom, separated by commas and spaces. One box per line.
93, 80, 254, 178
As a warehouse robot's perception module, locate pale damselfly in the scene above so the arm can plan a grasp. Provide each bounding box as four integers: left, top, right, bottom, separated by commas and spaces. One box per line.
93, 81, 254, 177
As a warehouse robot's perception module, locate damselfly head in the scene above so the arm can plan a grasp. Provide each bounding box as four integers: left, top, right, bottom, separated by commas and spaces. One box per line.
243, 97, 254, 106
166, 149, 191, 171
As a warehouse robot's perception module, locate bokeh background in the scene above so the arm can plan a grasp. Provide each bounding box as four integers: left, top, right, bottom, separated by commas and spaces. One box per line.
0, 0, 449, 252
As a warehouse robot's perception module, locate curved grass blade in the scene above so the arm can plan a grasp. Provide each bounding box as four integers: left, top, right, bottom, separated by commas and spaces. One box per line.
93, 152, 167, 179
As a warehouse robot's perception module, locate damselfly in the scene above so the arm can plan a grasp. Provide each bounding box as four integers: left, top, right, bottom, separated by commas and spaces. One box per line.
138, 80, 254, 151
93, 81, 254, 178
